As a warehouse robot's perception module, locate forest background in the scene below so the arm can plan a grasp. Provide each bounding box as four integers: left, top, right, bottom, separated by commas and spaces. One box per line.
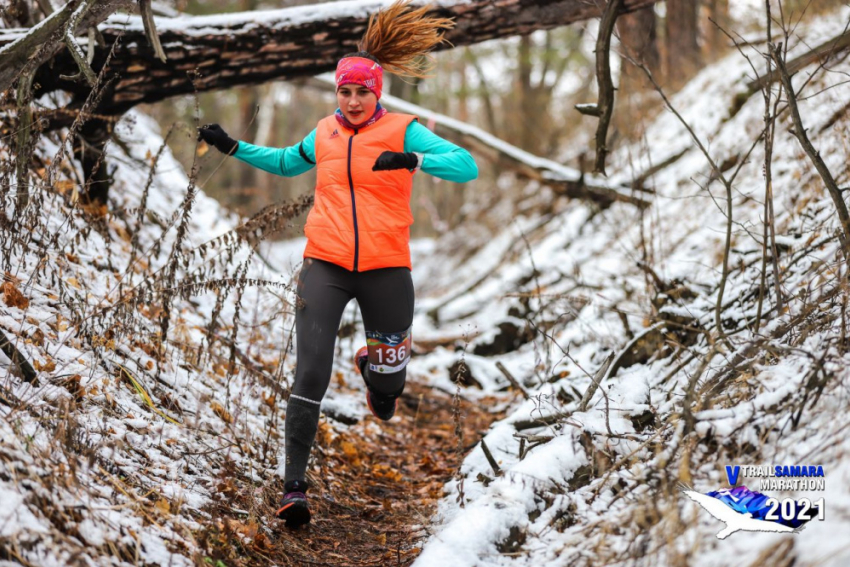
134, 0, 830, 237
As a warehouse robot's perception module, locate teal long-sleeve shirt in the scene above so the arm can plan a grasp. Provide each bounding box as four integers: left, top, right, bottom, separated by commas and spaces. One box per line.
232, 117, 478, 183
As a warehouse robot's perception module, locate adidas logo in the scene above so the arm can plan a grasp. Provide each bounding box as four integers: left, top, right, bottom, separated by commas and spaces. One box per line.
330, 129, 339, 139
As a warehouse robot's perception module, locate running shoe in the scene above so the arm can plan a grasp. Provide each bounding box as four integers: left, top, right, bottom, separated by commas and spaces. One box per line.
276, 480, 311, 528
355, 345, 398, 421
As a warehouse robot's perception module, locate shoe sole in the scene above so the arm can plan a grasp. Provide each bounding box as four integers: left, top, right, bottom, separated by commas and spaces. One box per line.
367, 393, 397, 421
276, 499, 311, 528
355, 348, 369, 374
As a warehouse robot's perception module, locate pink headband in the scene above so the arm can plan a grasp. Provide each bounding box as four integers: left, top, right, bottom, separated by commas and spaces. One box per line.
335, 56, 384, 99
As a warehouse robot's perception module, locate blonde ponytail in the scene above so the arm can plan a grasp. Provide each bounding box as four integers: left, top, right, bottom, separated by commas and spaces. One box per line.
357, 1, 455, 78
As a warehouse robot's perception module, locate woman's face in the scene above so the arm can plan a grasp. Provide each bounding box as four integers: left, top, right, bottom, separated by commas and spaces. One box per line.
336, 84, 378, 125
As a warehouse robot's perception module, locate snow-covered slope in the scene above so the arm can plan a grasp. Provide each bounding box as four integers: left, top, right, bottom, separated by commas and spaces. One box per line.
0, 110, 305, 565
409, 7, 850, 566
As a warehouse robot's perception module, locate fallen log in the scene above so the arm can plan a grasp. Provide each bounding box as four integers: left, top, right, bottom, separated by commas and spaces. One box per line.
350, 77, 653, 209
0, 0, 661, 122
746, 29, 850, 92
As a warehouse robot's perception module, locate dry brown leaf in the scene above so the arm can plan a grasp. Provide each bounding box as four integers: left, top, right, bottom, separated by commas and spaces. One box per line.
316, 421, 334, 446
55, 180, 75, 195
210, 401, 233, 424
30, 328, 45, 347
262, 391, 277, 409
1, 281, 29, 309
339, 441, 361, 467
34, 358, 57, 373
340, 440, 360, 461
155, 498, 170, 515
81, 202, 108, 218
372, 464, 403, 482
63, 374, 85, 400
67, 277, 81, 290
252, 532, 272, 552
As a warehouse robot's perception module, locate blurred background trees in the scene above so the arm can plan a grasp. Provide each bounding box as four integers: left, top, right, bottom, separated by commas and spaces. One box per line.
129, 0, 844, 237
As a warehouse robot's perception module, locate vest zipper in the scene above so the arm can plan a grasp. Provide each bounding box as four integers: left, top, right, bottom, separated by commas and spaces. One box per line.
347, 129, 360, 272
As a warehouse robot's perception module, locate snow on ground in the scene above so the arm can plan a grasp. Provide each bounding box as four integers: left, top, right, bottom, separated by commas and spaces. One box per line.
0, 108, 304, 565
408, 6, 850, 567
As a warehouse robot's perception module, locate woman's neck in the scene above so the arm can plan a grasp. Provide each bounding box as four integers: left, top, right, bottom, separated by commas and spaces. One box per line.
334, 103, 387, 131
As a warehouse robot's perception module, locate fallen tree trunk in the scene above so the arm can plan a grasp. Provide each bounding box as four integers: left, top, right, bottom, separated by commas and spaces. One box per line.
0, 0, 660, 123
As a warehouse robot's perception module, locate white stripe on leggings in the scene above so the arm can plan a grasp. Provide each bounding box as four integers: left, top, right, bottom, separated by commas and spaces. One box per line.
289, 394, 322, 406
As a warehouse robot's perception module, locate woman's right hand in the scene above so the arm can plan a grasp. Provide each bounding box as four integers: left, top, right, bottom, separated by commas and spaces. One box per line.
197, 124, 239, 155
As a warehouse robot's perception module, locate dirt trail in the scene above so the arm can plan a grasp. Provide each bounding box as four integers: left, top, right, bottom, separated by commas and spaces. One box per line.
198, 380, 508, 567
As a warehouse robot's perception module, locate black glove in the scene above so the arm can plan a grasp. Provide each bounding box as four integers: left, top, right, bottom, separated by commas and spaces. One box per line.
197, 124, 238, 155
372, 151, 418, 171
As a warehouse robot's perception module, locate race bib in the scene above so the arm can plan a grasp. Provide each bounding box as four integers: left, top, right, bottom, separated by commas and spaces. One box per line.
365, 327, 412, 374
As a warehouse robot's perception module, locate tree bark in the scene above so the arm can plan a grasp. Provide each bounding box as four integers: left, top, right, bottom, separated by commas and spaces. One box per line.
706, 0, 730, 57
0, 0, 661, 124
76, 118, 112, 204
517, 34, 535, 152
665, 0, 701, 86
617, 5, 659, 90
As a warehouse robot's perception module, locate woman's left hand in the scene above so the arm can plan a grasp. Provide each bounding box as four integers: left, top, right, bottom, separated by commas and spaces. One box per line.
372, 151, 418, 171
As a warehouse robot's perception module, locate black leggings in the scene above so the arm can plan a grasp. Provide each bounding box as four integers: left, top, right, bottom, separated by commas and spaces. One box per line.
291, 257, 414, 404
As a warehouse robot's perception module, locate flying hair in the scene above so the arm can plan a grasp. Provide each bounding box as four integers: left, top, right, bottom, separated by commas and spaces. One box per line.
356, 0, 455, 78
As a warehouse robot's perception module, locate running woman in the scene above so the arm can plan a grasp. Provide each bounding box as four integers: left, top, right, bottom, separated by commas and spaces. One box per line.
198, 0, 477, 528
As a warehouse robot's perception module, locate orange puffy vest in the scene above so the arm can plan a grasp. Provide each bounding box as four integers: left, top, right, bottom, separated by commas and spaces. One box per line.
304, 113, 418, 272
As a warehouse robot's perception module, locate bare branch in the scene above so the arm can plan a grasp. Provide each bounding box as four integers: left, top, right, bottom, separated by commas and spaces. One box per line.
15, 65, 36, 212
770, 41, 850, 263
0, 328, 39, 385
592, 0, 623, 175
60, 0, 98, 85
578, 352, 615, 412
0, 0, 133, 93
138, 0, 166, 63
